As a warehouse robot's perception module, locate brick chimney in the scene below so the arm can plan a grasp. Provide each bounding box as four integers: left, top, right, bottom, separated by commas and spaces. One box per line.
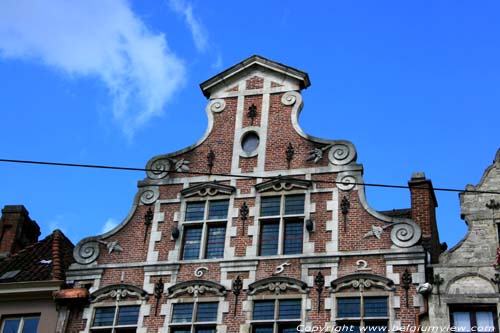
0, 205, 40, 258
408, 172, 440, 263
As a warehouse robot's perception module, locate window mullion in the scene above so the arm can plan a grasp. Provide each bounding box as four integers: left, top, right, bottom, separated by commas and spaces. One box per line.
18, 318, 24, 333
278, 196, 285, 255
200, 202, 209, 259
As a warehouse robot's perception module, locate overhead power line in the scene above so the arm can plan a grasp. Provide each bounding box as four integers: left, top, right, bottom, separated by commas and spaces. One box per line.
1, 158, 499, 195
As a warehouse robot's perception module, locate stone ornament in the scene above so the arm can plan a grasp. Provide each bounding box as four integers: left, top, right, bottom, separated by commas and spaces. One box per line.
91, 284, 148, 303
146, 157, 190, 180
167, 280, 227, 298
248, 277, 307, 295
336, 173, 357, 191
307, 145, 331, 164
363, 222, 421, 248
209, 98, 226, 113
328, 144, 356, 166
139, 186, 160, 205
98, 240, 123, 254
181, 182, 236, 198
194, 267, 208, 277
73, 240, 100, 265
272, 262, 291, 276
355, 260, 372, 271
255, 176, 312, 193
330, 274, 395, 293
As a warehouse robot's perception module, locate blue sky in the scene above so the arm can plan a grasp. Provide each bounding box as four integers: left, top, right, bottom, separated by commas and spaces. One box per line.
0, 1, 499, 248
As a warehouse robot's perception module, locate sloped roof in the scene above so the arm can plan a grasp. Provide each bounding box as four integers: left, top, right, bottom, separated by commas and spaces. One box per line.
199, 55, 311, 98
0, 229, 74, 283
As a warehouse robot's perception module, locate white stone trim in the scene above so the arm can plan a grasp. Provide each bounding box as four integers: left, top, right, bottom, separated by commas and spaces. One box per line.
326, 188, 339, 253
146, 201, 165, 262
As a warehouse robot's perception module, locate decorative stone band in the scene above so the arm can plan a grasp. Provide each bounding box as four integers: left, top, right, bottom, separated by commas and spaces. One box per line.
330, 273, 395, 293
336, 171, 422, 248
255, 176, 312, 193
181, 182, 236, 198
167, 280, 227, 298
281, 91, 357, 166
248, 276, 308, 295
91, 284, 149, 303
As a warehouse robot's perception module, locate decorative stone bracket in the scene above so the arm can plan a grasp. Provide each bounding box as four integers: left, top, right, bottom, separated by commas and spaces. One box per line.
167, 280, 227, 298
91, 284, 148, 303
255, 176, 312, 193
330, 273, 395, 293
248, 276, 308, 295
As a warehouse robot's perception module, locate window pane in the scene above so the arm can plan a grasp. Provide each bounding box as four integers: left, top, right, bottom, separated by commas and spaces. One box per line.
22, 318, 40, 333
205, 226, 226, 259
283, 221, 303, 254
117, 306, 140, 326
452, 312, 471, 333
365, 322, 388, 333
337, 298, 360, 318
2, 319, 20, 333
93, 307, 116, 326
364, 297, 387, 317
196, 328, 216, 333
261, 197, 281, 216
196, 303, 218, 322
260, 223, 279, 255
476, 312, 495, 332
182, 227, 202, 260
208, 200, 229, 220
253, 325, 274, 333
186, 202, 205, 221
115, 329, 137, 333
278, 299, 301, 319
280, 324, 301, 333
284, 195, 305, 215
172, 303, 194, 323
253, 301, 275, 320
171, 328, 191, 333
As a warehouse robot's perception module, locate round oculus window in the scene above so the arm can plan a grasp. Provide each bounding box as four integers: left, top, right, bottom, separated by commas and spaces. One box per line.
241, 132, 260, 153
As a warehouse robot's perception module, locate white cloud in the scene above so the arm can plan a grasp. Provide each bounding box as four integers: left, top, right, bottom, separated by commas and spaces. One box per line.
169, 0, 209, 52
102, 218, 119, 234
0, 0, 185, 138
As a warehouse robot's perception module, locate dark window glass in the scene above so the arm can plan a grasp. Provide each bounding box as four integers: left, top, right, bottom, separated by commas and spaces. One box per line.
172, 303, 194, 323
283, 221, 303, 254
284, 194, 305, 215
171, 329, 192, 333
253, 325, 274, 333
260, 223, 279, 255
205, 226, 225, 259
261, 197, 281, 216
242, 132, 260, 152
2, 319, 20, 333
182, 227, 202, 259
280, 324, 301, 333
253, 301, 275, 320
208, 200, 229, 220
337, 298, 361, 318
364, 298, 387, 317
278, 300, 301, 319
21, 318, 40, 333
117, 306, 140, 325
196, 328, 216, 333
93, 307, 116, 326
186, 202, 205, 221
196, 303, 218, 322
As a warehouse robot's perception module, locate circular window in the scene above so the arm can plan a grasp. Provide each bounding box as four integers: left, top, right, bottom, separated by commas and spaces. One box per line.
241, 132, 260, 153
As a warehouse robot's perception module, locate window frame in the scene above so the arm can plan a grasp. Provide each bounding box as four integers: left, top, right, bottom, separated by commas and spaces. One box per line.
258, 193, 305, 256
335, 292, 389, 333
181, 199, 229, 260
0, 315, 40, 333
169, 300, 219, 333
449, 304, 498, 333
250, 298, 303, 333
89, 304, 140, 332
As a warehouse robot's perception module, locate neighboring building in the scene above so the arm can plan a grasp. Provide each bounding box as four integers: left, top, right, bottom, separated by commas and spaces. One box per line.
426, 149, 500, 332
64, 55, 440, 333
0, 205, 76, 333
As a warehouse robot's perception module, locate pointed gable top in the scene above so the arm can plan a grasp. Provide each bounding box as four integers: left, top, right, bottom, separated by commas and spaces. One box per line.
200, 55, 311, 98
